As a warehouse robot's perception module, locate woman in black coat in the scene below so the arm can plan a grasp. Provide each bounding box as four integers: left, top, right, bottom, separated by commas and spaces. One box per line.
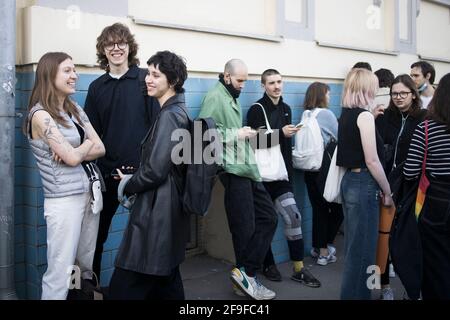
108, 51, 190, 300
375, 74, 426, 299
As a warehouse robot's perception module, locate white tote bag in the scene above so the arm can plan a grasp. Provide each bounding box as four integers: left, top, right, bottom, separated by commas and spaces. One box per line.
253, 103, 289, 182
323, 146, 346, 204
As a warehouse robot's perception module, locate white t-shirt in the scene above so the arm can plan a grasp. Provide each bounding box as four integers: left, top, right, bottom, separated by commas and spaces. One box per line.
421, 95, 433, 109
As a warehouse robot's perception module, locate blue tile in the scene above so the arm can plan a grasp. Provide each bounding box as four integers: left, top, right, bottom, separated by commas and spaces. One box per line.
37, 207, 46, 227
38, 246, 47, 266
15, 281, 27, 300
23, 168, 42, 188
15, 224, 24, 244
24, 225, 37, 246
101, 251, 112, 270
38, 226, 47, 246
76, 74, 101, 91
26, 282, 41, 300
15, 244, 25, 263
111, 250, 118, 265
103, 231, 124, 251
328, 83, 343, 94
25, 245, 38, 265
185, 92, 205, 109
111, 214, 129, 232
26, 264, 39, 284
273, 253, 290, 264
19, 73, 35, 91
15, 263, 26, 282
14, 205, 24, 224
72, 91, 88, 107
100, 268, 114, 287
23, 149, 37, 167
184, 78, 217, 93
23, 206, 38, 226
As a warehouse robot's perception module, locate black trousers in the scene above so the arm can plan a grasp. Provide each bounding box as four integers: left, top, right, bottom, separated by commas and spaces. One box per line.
93, 176, 120, 280
304, 171, 344, 249
108, 266, 184, 300
264, 238, 304, 268
418, 178, 450, 300
220, 173, 278, 276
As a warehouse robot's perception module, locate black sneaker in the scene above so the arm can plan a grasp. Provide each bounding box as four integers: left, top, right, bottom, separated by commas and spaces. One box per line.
263, 265, 282, 282
291, 268, 321, 288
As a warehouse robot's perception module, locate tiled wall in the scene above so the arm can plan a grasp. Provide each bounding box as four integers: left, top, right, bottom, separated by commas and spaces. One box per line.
14, 72, 343, 299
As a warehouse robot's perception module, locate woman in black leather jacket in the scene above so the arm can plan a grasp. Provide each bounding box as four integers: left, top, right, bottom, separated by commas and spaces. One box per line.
108, 51, 190, 300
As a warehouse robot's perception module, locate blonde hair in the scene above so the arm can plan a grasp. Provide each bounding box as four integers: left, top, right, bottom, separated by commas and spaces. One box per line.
342, 68, 378, 110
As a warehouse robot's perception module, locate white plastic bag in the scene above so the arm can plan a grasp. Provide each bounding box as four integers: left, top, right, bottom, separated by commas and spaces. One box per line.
323, 146, 346, 204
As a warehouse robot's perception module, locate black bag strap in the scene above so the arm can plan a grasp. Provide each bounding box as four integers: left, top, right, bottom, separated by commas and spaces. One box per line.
70, 116, 96, 181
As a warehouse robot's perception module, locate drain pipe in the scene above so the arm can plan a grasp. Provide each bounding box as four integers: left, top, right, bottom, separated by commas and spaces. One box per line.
0, 0, 18, 300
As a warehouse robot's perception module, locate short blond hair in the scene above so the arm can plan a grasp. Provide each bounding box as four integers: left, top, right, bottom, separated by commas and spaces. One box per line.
342, 68, 378, 110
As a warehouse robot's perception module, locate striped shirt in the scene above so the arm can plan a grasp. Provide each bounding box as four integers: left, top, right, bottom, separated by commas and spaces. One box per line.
404, 120, 450, 179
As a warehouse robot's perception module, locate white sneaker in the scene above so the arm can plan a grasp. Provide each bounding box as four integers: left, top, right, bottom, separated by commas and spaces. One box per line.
389, 264, 396, 278
380, 287, 394, 300
230, 267, 276, 300
317, 254, 337, 266
247, 276, 276, 300
327, 244, 337, 257
311, 245, 336, 259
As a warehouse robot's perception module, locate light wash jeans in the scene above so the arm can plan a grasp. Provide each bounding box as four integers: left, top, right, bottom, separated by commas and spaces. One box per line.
41, 192, 99, 300
340, 170, 380, 300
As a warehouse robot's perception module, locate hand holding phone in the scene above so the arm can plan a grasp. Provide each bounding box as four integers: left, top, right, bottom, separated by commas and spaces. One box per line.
295, 123, 304, 129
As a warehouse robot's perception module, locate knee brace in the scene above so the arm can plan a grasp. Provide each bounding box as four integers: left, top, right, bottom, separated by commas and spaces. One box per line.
274, 192, 303, 241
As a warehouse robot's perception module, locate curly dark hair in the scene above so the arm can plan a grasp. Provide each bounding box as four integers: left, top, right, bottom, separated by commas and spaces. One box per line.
147, 51, 187, 93
96, 23, 139, 71
428, 73, 450, 129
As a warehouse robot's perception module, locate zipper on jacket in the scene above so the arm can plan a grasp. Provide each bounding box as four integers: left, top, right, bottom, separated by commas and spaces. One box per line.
391, 114, 409, 172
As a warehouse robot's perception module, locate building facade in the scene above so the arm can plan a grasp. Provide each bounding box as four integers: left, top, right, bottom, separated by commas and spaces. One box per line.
13, 0, 450, 299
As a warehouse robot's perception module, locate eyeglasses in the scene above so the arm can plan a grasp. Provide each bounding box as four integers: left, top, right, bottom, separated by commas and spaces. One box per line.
105, 42, 128, 51
391, 91, 412, 99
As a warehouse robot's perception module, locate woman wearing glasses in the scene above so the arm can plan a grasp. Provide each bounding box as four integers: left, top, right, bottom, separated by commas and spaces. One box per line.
375, 74, 426, 299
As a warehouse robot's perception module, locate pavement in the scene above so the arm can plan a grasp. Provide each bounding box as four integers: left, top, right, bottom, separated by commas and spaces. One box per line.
180, 233, 406, 300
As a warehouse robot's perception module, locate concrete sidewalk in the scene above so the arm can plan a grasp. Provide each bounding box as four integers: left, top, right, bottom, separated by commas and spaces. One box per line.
180, 234, 406, 300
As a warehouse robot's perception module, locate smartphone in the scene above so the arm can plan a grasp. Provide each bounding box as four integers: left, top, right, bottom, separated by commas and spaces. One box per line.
295, 123, 304, 128
111, 168, 136, 177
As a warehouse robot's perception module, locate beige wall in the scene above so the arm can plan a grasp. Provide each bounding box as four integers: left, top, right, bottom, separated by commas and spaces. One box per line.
129, 0, 277, 36
316, 0, 395, 52
15, 2, 450, 82
417, 1, 450, 61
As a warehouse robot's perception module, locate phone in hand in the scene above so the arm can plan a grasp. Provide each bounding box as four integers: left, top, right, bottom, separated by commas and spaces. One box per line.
295, 123, 304, 128
111, 167, 136, 177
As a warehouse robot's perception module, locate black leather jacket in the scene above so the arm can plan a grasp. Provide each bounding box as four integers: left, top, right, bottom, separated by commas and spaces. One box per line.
114, 93, 190, 276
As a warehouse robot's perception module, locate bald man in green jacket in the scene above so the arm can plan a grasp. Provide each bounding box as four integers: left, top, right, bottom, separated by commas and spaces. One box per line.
199, 59, 277, 301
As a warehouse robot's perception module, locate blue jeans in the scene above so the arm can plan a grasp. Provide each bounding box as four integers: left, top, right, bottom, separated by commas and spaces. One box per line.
340, 170, 380, 300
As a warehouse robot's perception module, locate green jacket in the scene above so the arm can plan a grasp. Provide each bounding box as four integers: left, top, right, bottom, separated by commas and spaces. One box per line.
199, 82, 261, 182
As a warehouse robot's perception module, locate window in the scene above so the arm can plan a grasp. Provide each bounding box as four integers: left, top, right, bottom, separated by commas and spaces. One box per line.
395, 0, 418, 54
277, 0, 315, 40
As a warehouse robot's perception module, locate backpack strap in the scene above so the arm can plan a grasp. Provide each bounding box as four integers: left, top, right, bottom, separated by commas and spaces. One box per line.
311, 108, 322, 118
253, 103, 274, 133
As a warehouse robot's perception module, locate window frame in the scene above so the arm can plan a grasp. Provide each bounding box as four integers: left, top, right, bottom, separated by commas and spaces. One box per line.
277, 0, 315, 40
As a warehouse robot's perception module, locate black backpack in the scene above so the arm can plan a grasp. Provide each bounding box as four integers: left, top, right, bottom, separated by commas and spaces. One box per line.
181, 117, 221, 216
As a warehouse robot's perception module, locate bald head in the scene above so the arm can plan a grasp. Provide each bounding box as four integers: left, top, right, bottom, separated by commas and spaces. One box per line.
223, 59, 248, 92
224, 59, 248, 76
